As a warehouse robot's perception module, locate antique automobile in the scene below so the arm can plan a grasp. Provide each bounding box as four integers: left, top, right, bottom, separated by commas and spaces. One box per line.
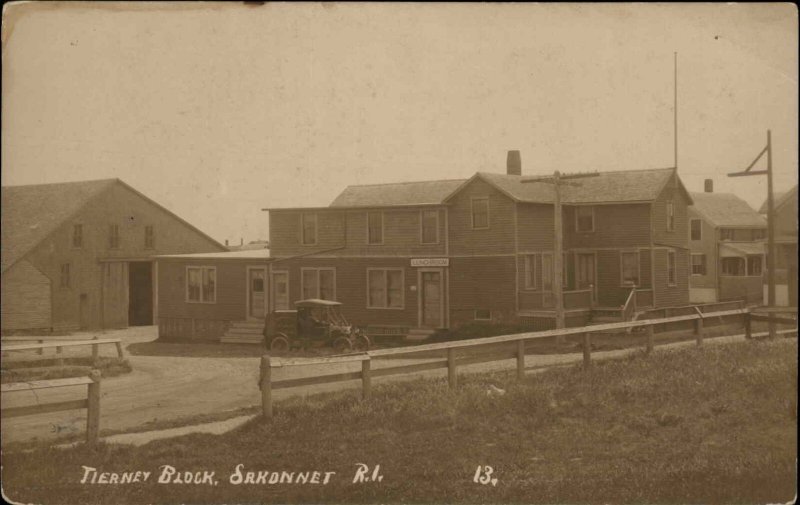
262, 299, 371, 352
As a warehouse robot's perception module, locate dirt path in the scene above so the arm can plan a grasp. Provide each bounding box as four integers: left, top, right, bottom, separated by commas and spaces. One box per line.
1, 326, 752, 446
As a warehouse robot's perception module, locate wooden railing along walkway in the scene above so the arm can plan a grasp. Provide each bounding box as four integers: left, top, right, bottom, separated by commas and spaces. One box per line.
259, 306, 797, 418
1, 370, 102, 443
1, 337, 124, 364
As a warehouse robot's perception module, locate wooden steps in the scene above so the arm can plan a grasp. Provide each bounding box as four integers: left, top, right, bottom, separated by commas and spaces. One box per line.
220, 320, 265, 345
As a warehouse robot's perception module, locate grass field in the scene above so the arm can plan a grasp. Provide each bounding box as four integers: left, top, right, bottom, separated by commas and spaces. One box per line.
3, 338, 796, 504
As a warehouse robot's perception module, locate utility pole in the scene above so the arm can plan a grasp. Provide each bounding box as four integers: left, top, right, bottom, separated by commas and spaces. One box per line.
728, 130, 776, 338
522, 171, 599, 342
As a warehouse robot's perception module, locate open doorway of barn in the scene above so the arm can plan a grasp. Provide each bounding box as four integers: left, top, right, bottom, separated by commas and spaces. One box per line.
128, 261, 153, 326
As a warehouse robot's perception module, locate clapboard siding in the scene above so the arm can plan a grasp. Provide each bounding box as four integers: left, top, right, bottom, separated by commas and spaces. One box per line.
653, 248, 690, 307
652, 174, 690, 248
687, 208, 718, 290
157, 259, 250, 322
447, 179, 516, 256
449, 256, 517, 326
564, 203, 651, 249
17, 181, 225, 330
1, 260, 52, 330
517, 203, 554, 251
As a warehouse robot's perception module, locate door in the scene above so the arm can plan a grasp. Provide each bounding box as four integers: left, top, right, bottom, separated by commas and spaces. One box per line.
420, 270, 443, 328
271, 271, 289, 311
576, 253, 596, 303
248, 268, 267, 319
128, 262, 153, 326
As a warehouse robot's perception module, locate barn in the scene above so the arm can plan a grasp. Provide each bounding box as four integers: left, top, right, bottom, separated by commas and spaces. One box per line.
1, 179, 227, 333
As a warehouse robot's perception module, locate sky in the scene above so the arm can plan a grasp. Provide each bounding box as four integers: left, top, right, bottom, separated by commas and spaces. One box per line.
2, 2, 797, 244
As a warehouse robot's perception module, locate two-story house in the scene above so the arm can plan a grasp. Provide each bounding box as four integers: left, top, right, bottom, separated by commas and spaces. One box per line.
759, 184, 797, 306
1, 179, 227, 332
688, 181, 767, 305
264, 153, 692, 336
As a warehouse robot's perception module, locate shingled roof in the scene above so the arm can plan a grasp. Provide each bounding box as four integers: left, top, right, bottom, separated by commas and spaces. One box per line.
690, 192, 766, 228
2, 178, 226, 273
329, 178, 467, 208
758, 185, 797, 214
1, 179, 117, 272
470, 168, 683, 204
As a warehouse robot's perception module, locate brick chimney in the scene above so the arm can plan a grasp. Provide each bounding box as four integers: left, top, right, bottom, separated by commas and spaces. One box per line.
506, 150, 521, 176
704, 179, 713, 193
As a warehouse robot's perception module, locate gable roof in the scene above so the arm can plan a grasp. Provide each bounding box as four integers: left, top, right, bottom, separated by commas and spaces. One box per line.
1, 178, 226, 272
758, 185, 797, 214
690, 192, 766, 228
445, 167, 689, 205
329, 178, 468, 208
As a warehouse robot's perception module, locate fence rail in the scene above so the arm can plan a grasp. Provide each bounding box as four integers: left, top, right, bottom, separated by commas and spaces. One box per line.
1, 337, 124, 363
258, 306, 797, 418
1, 370, 102, 443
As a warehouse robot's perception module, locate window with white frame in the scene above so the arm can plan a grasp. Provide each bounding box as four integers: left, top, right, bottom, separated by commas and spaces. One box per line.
367, 212, 383, 245
720, 228, 734, 241
60, 263, 71, 288
620, 251, 640, 286
187, 266, 216, 303
666, 201, 675, 231
747, 255, 763, 276
420, 210, 439, 244
471, 197, 489, 229
301, 213, 317, 245
72, 224, 83, 248
690, 219, 702, 241
301, 268, 336, 300
721, 257, 745, 276
523, 254, 537, 290
575, 206, 594, 232
691, 254, 707, 275
367, 269, 404, 308
667, 250, 677, 285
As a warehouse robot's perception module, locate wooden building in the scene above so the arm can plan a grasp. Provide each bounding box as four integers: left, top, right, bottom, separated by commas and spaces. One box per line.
155, 249, 271, 342
688, 183, 767, 305
759, 185, 798, 306
265, 155, 693, 337
1, 179, 227, 332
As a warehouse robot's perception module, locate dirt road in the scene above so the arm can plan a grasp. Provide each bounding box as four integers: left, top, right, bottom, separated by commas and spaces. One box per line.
1, 326, 749, 446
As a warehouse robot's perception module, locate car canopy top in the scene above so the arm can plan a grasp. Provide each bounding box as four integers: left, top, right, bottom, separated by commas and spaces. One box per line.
294, 299, 343, 308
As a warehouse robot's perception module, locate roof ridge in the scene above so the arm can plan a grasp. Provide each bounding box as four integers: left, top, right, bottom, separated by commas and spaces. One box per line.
1, 178, 119, 189
342, 177, 468, 189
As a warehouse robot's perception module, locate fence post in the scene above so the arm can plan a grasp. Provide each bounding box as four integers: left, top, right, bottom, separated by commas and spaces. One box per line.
694, 317, 704, 346
91, 336, 99, 364
260, 355, 273, 420
38, 339, 44, 355
744, 312, 752, 339
646, 324, 654, 355
362, 357, 371, 400
447, 348, 457, 388
115, 341, 125, 359
582, 333, 591, 370
86, 369, 101, 444
516, 340, 526, 380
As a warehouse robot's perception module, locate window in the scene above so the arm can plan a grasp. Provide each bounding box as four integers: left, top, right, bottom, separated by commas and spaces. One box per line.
523, 254, 537, 290
301, 213, 317, 245
60, 263, 71, 288
301, 268, 336, 300
667, 250, 677, 286
620, 251, 640, 286
752, 229, 766, 241
367, 212, 383, 245
720, 228, 734, 241
420, 210, 439, 244
367, 269, 404, 309
575, 206, 594, 232
186, 266, 216, 303
471, 197, 489, 229
474, 309, 492, 321
144, 225, 155, 249
72, 224, 83, 248
747, 255, 763, 276
721, 257, 745, 276
108, 224, 120, 249
541, 253, 554, 291
691, 254, 707, 275
666, 201, 675, 231
690, 219, 702, 241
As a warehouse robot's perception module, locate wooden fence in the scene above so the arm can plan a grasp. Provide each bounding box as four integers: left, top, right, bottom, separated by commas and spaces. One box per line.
1, 337, 124, 365
1, 370, 102, 443
258, 306, 797, 418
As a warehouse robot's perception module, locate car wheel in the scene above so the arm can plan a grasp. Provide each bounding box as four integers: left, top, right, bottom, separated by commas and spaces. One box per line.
354, 333, 371, 351
333, 337, 352, 353
270, 334, 290, 352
